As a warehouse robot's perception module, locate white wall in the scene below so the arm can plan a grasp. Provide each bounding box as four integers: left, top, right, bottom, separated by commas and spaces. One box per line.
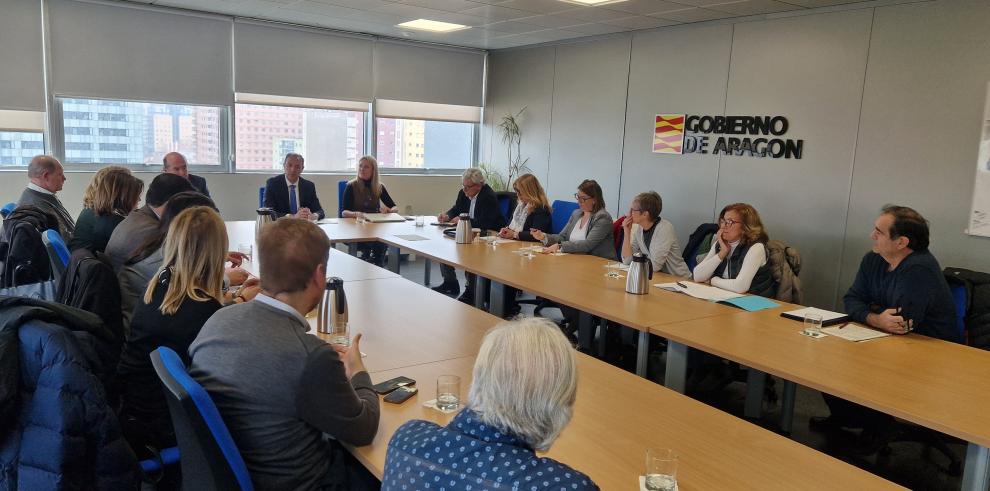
483, 0, 990, 309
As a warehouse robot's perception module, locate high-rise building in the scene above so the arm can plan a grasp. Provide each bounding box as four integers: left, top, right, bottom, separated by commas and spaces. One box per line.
0, 132, 44, 167
62, 98, 145, 165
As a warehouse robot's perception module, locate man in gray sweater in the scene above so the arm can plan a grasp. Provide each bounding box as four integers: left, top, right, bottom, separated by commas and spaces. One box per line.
189, 218, 380, 490
17, 155, 75, 241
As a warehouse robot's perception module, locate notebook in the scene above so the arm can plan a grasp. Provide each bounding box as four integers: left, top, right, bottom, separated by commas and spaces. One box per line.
363, 213, 407, 223
655, 282, 780, 312
821, 324, 890, 342
780, 307, 850, 326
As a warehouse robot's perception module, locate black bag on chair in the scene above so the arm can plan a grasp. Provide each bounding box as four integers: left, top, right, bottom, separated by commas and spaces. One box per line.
57, 249, 125, 352
0, 205, 58, 289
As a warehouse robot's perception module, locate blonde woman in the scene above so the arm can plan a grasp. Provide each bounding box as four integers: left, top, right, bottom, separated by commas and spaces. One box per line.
693, 202, 774, 296
382, 318, 598, 490
341, 155, 398, 265
497, 173, 552, 242
116, 206, 260, 455
69, 166, 144, 253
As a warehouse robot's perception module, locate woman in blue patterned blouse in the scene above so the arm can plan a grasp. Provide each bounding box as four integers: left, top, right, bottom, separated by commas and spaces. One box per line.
382, 317, 599, 490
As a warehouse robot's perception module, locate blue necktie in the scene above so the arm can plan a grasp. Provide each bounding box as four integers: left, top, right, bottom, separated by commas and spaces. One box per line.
289, 184, 298, 214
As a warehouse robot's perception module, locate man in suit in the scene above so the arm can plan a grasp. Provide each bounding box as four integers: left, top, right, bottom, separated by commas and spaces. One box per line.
17, 155, 75, 241
162, 152, 210, 197
264, 153, 325, 220
433, 167, 507, 304
104, 173, 194, 270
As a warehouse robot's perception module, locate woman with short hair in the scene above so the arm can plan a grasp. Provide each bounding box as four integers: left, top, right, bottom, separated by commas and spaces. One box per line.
621, 191, 690, 278
692, 202, 773, 296
69, 166, 144, 253
382, 317, 598, 491
341, 155, 398, 265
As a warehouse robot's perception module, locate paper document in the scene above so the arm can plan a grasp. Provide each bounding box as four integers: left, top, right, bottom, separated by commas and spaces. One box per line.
605, 262, 631, 271
393, 234, 429, 241
317, 218, 339, 224
655, 281, 745, 302
363, 213, 407, 223
822, 324, 890, 342
781, 307, 849, 326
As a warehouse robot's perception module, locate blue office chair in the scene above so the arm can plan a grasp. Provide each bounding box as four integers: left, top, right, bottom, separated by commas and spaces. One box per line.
337, 180, 348, 218
151, 347, 254, 491
948, 281, 968, 342
495, 191, 516, 220
550, 200, 579, 234
42, 229, 70, 279
257, 187, 265, 208
1, 202, 16, 218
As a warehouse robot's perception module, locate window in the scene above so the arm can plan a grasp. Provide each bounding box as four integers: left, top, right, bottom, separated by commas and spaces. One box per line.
375, 118, 474, 170
0, 131, 45, 167
234, 103, 366, 172
56, 97, 225, 167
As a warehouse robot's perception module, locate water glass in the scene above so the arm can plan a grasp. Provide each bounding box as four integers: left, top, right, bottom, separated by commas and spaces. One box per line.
237, 243, 253, 262
436, 375, 460, 411
804, 312, 824, 336
329, 322, 350, 347
356, 214, 368, 225
415, 216, 425, 227
645, 448, 678, 491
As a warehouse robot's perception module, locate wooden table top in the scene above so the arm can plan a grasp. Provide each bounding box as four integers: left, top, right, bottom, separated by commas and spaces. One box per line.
355, 354, 901, 490
652, 304, 990, 449
302, 277, 501, 373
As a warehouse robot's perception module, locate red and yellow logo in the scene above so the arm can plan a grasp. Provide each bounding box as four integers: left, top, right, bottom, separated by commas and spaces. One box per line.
653, 114, 685, 154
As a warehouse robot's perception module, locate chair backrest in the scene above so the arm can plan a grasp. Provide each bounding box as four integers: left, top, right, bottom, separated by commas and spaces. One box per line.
337, 180, 347, 218
1, 202, 15, 218
947, 280, 968, 342
612, 216, 625, 261
496, 193, 513, 218
56, 248, 123, 343
42, 229, 70, 277
257, 187, 265, 208
683, 223, 720, 272
151, 347, 254, 491
550, 200, 579, 235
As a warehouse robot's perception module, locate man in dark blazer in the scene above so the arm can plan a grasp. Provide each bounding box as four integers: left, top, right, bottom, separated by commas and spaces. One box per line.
264, 153, 325, 220
163, 152, 211, 197
434, 168, 507, 303
17, 155, 75, 241
104, 173, 194, 270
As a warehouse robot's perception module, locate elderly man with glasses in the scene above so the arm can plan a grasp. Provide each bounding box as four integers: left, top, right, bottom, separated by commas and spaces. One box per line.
433, 167, 507, 304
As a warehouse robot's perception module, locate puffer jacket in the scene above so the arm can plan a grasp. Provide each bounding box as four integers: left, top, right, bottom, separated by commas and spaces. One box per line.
766, 240, 803, 304
0, 296, 139, 490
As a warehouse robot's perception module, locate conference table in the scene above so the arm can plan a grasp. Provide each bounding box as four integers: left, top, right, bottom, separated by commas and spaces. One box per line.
226, 221, 900, 489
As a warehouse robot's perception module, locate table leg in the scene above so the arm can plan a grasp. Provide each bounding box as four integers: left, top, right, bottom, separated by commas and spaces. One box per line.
780, 380, 797, 434
744, 368, 766, 419
962, 442, 990, 491
347, 243, 358, 256
423, 258, 431, 286
490, 281, 507, 318
596, 318, 606, 358
636, 330, 649, 378
386, 245, 401, 273
577, 312, 594, 352
474, 277, 489, 310
664, 341, 688, 393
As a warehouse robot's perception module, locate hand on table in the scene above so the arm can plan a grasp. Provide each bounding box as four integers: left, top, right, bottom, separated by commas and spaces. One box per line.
544, 243, 561, 254
869, 308, 913, 334
226, 251, 247, 267
227, 267, 249, 286
333, 333, 367, 380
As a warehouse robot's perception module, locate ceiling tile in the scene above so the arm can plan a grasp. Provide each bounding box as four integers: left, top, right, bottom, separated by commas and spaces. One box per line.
494, 0, 574, 14
460, 4, 536, 21
782, 0, 862, 6
667, 0, 734, 5
556, 6, 631, 22
602, 14, 679, 28
562, 21, 631, 34
281, 0, 365, 18
652, 6, 734, 22
707, 0, 803, 15
483, 19, 548, 33
393, 0, 488, 13
513, 13, 586, 28
310, 0, 394, 10
347, 10, 410, 25
600, 0, 684, 15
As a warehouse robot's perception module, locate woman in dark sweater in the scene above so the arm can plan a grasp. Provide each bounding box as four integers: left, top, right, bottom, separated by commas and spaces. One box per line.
69, 166, 144, 253
341, 155, 398, 265
116, 206, 260, 455
497, 173, 553, 318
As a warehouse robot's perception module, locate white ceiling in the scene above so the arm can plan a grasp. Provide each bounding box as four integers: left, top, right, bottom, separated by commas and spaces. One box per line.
121, 0, 873, 50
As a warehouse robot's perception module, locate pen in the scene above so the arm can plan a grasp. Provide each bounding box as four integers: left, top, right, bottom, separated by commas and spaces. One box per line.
676, 282, 688, 288
837, 322, 850, 329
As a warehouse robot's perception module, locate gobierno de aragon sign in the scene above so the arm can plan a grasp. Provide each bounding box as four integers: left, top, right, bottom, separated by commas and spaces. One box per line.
652, 114, 804, 159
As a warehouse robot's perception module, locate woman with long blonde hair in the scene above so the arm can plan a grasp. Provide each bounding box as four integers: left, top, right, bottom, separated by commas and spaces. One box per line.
341, 155, 399, 265
69, 166, 144, 253
497, 173, 552, 242
116, 206, 259, 455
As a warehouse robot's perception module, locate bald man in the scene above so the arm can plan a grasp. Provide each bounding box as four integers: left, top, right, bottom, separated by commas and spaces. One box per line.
18, 155, 75, 241
162, 152, 210, 197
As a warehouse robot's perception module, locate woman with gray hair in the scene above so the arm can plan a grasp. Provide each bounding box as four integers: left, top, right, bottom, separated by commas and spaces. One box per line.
381, 317, 598, 490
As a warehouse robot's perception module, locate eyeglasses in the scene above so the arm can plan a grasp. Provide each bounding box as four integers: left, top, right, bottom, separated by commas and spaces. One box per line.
719, 218, 741, 227
462, 181, 481, 189
574, 193, 593, 203
629, 208, 643, 213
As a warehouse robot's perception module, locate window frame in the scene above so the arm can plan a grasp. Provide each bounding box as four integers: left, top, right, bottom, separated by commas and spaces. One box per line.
50, 95, 232, 173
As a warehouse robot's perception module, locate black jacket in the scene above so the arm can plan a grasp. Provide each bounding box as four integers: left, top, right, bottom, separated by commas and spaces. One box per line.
516, 206, 552, 242
188, 174, 210, 197
445, 184, 507, 232
264, 175, 325, 219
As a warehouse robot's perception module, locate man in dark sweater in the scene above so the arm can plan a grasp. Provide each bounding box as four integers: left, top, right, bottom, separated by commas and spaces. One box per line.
104, 173, 194, 270
811, 205, 958, 452
163, 151, 211, 197
17, 155, 75, 241
433, 168, 507, 304
189, 218, 380, 490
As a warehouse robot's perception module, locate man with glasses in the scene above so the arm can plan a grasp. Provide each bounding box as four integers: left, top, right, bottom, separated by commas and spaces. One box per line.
433, 168, 507, 303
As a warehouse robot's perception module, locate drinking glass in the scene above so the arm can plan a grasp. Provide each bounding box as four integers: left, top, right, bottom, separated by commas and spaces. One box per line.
645, 448, 678, 491
329, 322, 350, 347
415, 216, 425, 227
804, 312, 824, 336
237, 243, 253, 262
436, 375, 460, 411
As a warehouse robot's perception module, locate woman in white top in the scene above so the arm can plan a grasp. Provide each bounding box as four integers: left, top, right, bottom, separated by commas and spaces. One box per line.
693, 202, 775, 296
621, 191, 690, 278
